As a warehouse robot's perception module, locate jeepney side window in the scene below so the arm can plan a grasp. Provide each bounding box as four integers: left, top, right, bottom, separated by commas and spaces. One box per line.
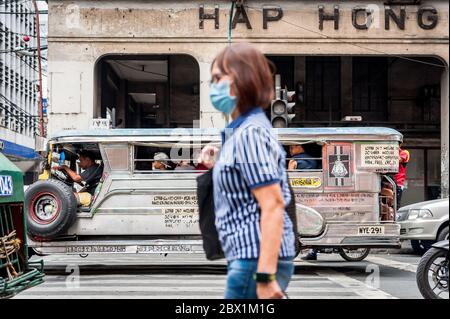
133, 143, 215, 173
284, 142, 323, 171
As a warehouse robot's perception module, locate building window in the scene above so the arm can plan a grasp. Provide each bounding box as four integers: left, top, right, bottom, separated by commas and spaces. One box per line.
352, 57, 388, 113
96, 54, 200, 129
305, 57, 341, 122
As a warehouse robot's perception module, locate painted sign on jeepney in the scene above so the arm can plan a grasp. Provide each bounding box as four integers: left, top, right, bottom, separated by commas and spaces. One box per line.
163, 208, 199, 229
360, 144, 399, 171
296, 193, 377, 206
151, 195, 198, 206
295, 193, 378, 221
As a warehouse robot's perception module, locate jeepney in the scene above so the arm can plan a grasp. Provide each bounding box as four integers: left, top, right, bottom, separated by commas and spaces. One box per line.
25, 127, 402, 261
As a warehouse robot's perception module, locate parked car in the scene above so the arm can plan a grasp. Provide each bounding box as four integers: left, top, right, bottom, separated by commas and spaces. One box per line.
397, 198, 449, 254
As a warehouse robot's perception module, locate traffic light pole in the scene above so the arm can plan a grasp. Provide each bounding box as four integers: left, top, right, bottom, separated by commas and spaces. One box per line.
32, 0, 44, 137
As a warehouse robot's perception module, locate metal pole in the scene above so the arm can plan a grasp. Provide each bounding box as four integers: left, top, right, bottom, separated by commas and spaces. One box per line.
275, 74, 281, 100
32, 0, 44, 137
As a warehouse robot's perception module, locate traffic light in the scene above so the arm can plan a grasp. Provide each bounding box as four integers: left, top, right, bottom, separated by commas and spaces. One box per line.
271, 89, 296, 128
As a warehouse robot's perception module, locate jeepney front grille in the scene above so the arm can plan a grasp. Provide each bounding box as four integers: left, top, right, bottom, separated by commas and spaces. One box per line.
0, 204, 23, 281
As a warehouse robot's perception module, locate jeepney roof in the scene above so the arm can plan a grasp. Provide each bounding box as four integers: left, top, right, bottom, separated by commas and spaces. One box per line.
49, 127, 402, 144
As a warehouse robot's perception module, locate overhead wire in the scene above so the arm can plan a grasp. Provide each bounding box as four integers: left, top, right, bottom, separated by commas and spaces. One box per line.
2, 50, 47, 76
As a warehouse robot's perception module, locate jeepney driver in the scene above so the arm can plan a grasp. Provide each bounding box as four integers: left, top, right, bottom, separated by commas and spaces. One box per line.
56, 150, 103, 207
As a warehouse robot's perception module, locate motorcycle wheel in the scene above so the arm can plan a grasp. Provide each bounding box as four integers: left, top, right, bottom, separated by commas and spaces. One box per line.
416, 247, 449, 299
338, 248, 370, 262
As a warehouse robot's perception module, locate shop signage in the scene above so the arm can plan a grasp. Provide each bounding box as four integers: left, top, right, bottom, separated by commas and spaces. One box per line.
0, 175, 13, 196
199, 3, 439, 31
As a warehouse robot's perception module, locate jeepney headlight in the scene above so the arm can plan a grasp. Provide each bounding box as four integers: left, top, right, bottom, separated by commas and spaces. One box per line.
408, 209, 433, 220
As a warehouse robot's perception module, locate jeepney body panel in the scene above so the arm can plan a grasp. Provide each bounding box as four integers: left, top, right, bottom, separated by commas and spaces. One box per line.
29, 127, 402, 254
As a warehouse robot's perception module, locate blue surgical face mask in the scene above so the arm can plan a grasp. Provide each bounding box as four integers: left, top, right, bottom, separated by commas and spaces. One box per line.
209, 80, 237, 115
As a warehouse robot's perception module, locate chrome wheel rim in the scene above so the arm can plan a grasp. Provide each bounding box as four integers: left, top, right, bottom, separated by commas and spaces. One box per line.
34, 195, 59, 222
428, 255, 449, 299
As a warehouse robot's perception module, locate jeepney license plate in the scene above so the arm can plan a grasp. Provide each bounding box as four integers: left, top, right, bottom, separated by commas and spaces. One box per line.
290, 177, 321, 188
358, 226, 385, 235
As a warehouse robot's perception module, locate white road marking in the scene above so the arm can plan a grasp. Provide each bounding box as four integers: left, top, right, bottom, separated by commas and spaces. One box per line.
17, 254, 419, 299
366, 256, 418, 273
316, 269, 397, 299
13, 270, 390, 299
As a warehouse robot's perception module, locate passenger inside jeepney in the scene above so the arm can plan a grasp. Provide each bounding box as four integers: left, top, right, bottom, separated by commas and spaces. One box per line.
56, 150, 103, 207
288, 144, 319, 170
174, 160, 195, 171
152, 152, 170, 170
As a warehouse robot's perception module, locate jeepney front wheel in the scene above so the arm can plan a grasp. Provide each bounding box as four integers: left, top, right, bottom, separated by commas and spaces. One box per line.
338, 248, 371, 262
26, 179, 78, 239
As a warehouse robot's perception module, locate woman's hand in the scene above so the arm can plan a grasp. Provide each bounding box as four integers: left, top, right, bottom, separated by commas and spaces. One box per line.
257, 281, 284, 299
197, 144, 219, 169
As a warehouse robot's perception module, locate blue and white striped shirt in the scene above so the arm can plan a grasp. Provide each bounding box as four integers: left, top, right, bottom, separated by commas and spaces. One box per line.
213, 107, 295, 261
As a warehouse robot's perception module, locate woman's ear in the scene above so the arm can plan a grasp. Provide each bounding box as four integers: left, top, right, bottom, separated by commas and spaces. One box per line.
229, 80, 237, 97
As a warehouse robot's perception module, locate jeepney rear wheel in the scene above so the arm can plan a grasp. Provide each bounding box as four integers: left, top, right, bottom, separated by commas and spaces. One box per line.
338, 248, 371, 262
26, 179, 78, 239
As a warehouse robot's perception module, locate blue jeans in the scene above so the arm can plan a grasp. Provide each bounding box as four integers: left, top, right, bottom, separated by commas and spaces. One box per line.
224, 258, 295, 299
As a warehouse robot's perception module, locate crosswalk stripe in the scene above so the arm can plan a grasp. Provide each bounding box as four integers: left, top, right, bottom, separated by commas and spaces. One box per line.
13, 266, 399, 299
365, 256, 418, 273
18, 286, 358, 292
316, 269, 397, 299
14, 294, 365, 299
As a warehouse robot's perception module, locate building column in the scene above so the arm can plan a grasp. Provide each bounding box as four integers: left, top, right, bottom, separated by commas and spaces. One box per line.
341, 57, 353, 118
441, 68, 449, 198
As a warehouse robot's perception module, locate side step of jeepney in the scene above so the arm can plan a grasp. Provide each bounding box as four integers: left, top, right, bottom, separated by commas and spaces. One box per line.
28, 239, 205, 255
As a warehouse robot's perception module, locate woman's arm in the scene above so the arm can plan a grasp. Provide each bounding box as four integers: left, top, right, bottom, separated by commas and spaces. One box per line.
252, 183, 285, 299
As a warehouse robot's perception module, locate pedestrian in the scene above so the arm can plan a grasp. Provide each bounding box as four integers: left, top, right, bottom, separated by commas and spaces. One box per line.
394, 143, 410, 208
199, 43, 296, 299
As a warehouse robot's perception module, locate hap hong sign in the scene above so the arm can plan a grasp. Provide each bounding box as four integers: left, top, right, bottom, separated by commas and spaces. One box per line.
199, 2, 439, 31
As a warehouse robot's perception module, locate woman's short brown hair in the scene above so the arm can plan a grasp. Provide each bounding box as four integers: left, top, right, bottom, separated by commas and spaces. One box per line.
212, 43, 275, 114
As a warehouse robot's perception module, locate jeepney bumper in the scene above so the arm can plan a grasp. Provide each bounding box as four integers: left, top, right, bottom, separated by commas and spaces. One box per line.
300, 222, 401, 249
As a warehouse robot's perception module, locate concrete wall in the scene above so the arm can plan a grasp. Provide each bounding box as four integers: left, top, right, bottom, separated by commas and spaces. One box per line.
46, 0, 449, 196
47, 0, 449, 131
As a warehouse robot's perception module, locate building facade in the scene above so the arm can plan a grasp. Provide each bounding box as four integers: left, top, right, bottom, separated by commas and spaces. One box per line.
46, 0, 448, 204
0, 0, 42, 183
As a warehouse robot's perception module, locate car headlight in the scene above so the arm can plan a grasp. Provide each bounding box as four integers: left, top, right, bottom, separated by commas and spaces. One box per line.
408, 209, 433, 220
396, 210, 408, 221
